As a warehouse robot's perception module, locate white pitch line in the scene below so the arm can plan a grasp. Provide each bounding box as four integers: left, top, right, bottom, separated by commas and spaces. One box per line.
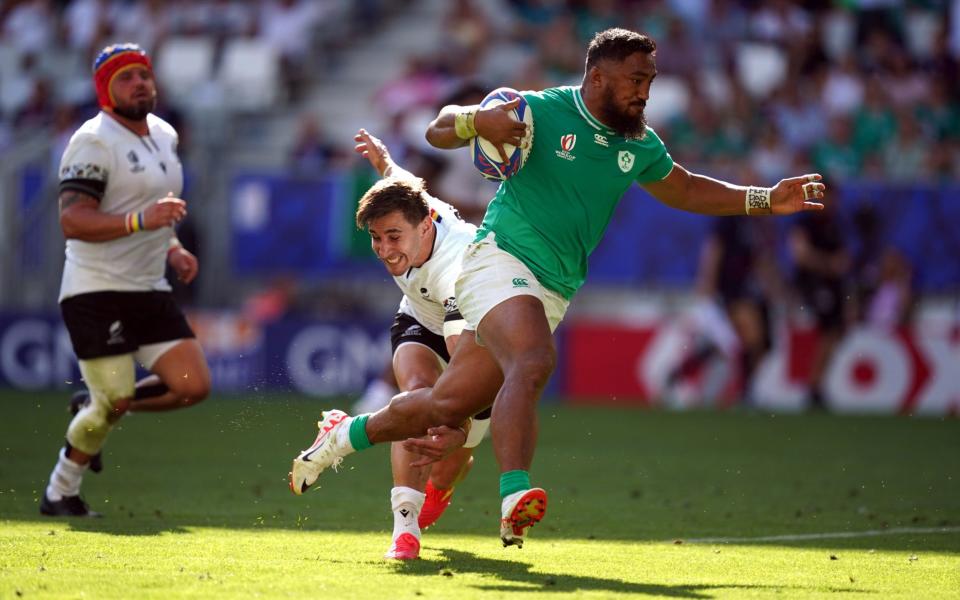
681, 526, 960, 544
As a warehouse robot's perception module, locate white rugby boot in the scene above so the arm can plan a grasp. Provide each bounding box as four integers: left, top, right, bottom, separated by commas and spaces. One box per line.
499, 488, 547, 548
289, 410, 352, 495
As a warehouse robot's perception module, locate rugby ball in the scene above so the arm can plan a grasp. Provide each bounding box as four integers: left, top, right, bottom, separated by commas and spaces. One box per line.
470, 88, 534, 181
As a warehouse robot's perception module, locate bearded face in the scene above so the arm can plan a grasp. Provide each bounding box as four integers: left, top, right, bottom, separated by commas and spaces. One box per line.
591, 51, 657, 140
598, 83, 648, 140
113, 96, 155, 121
110, 66, 157, 121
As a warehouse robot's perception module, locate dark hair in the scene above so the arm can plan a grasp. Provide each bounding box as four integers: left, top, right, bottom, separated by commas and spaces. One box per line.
355, 176, 430, 229
585, 28, 657, 71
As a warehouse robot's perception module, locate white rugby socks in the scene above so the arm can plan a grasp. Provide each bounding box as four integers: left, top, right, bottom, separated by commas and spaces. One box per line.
391, 486, 426, 540
46, 448, 87, 501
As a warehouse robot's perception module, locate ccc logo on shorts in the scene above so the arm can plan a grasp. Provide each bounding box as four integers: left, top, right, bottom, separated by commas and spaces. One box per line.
512, 278, 529, 288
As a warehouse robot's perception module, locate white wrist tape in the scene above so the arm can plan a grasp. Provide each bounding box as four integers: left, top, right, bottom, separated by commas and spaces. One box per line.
745, 187, 772, 215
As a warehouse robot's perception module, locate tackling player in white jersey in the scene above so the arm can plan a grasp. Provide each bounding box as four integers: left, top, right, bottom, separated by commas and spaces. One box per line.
290, 129, 496, 560
290, 129, 498, 560
40, 43, 211, 517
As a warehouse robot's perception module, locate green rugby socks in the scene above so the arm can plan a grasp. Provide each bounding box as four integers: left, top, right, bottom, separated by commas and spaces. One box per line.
348, 414, 373, 451
499, 470, 531, 499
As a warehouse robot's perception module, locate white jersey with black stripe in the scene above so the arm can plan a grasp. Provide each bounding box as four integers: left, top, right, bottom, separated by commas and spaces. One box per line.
57, 112, 183, 302
395, 195, 475, 337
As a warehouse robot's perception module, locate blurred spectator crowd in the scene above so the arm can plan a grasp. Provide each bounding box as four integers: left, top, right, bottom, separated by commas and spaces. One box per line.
0, 0, 366, 156
2, 0, 958, 191
1, 0, 957, 308
372, 0, 960, 198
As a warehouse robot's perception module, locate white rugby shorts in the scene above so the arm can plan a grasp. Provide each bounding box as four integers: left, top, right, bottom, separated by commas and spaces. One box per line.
455, 233, 569, 336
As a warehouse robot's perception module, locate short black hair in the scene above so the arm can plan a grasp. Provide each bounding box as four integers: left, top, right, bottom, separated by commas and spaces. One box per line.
356, 176, 430, 229
585, 28, 657, 72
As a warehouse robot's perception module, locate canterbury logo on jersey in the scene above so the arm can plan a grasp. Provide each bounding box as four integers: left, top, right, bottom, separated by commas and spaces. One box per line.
512, 278, 529, 288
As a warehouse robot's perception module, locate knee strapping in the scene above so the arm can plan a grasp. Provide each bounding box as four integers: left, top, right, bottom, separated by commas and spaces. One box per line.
66, 356, 135, 455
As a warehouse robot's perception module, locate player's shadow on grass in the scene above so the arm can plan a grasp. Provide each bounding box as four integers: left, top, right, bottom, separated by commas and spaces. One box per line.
393, 547, 865, 598
55, 515, 192, 536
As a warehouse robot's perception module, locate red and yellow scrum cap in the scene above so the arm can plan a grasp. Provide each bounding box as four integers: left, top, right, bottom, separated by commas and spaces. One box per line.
92, 43, 153, 110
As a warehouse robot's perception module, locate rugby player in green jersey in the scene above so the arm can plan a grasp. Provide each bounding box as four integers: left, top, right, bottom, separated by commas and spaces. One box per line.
288, 28, 826, 549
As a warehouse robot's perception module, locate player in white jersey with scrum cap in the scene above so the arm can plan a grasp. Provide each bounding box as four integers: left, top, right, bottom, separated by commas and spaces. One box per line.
290, 129, 495, 560
40, 43, 211, 517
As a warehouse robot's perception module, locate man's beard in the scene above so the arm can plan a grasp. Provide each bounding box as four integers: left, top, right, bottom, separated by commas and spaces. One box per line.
113, 97, 155, 121
598, 86, 647, 140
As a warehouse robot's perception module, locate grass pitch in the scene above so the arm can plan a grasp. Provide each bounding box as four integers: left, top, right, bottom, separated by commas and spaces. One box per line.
1, 390, 958, 598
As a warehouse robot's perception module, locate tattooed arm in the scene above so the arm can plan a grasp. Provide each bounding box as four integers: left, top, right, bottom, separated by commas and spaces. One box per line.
59, 189, 124, 242
59, 190, 132, 242
59, 189, 186, 242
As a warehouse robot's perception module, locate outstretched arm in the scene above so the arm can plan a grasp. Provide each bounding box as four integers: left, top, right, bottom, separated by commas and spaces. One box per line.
353, 128, 416, 179
642, 163, 826, 216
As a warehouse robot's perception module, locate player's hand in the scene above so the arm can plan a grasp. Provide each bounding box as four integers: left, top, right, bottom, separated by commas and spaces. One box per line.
167, 246, 199, 284
144, 194, 187, 229
771, 174, 826, 215
401, 425, 467, 467
353, 128, 391, 176
474, 98, 527, 163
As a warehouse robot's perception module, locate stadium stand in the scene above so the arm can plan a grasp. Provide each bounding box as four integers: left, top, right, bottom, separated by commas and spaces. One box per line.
0, 0, 957, 309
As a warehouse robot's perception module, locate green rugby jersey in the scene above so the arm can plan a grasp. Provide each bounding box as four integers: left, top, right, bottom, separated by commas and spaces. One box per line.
476, 86, 674, 299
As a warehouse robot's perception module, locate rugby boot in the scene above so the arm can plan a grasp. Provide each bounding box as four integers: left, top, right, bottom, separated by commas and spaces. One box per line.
384, 533, 420, 560
500, 488, 547, 548
40, 493, 101, 518
418, 480, 454, 529
289, 410, 351, 495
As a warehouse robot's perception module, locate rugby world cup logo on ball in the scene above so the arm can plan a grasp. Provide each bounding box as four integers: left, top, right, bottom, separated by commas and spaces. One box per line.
470, 88, 534, 181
